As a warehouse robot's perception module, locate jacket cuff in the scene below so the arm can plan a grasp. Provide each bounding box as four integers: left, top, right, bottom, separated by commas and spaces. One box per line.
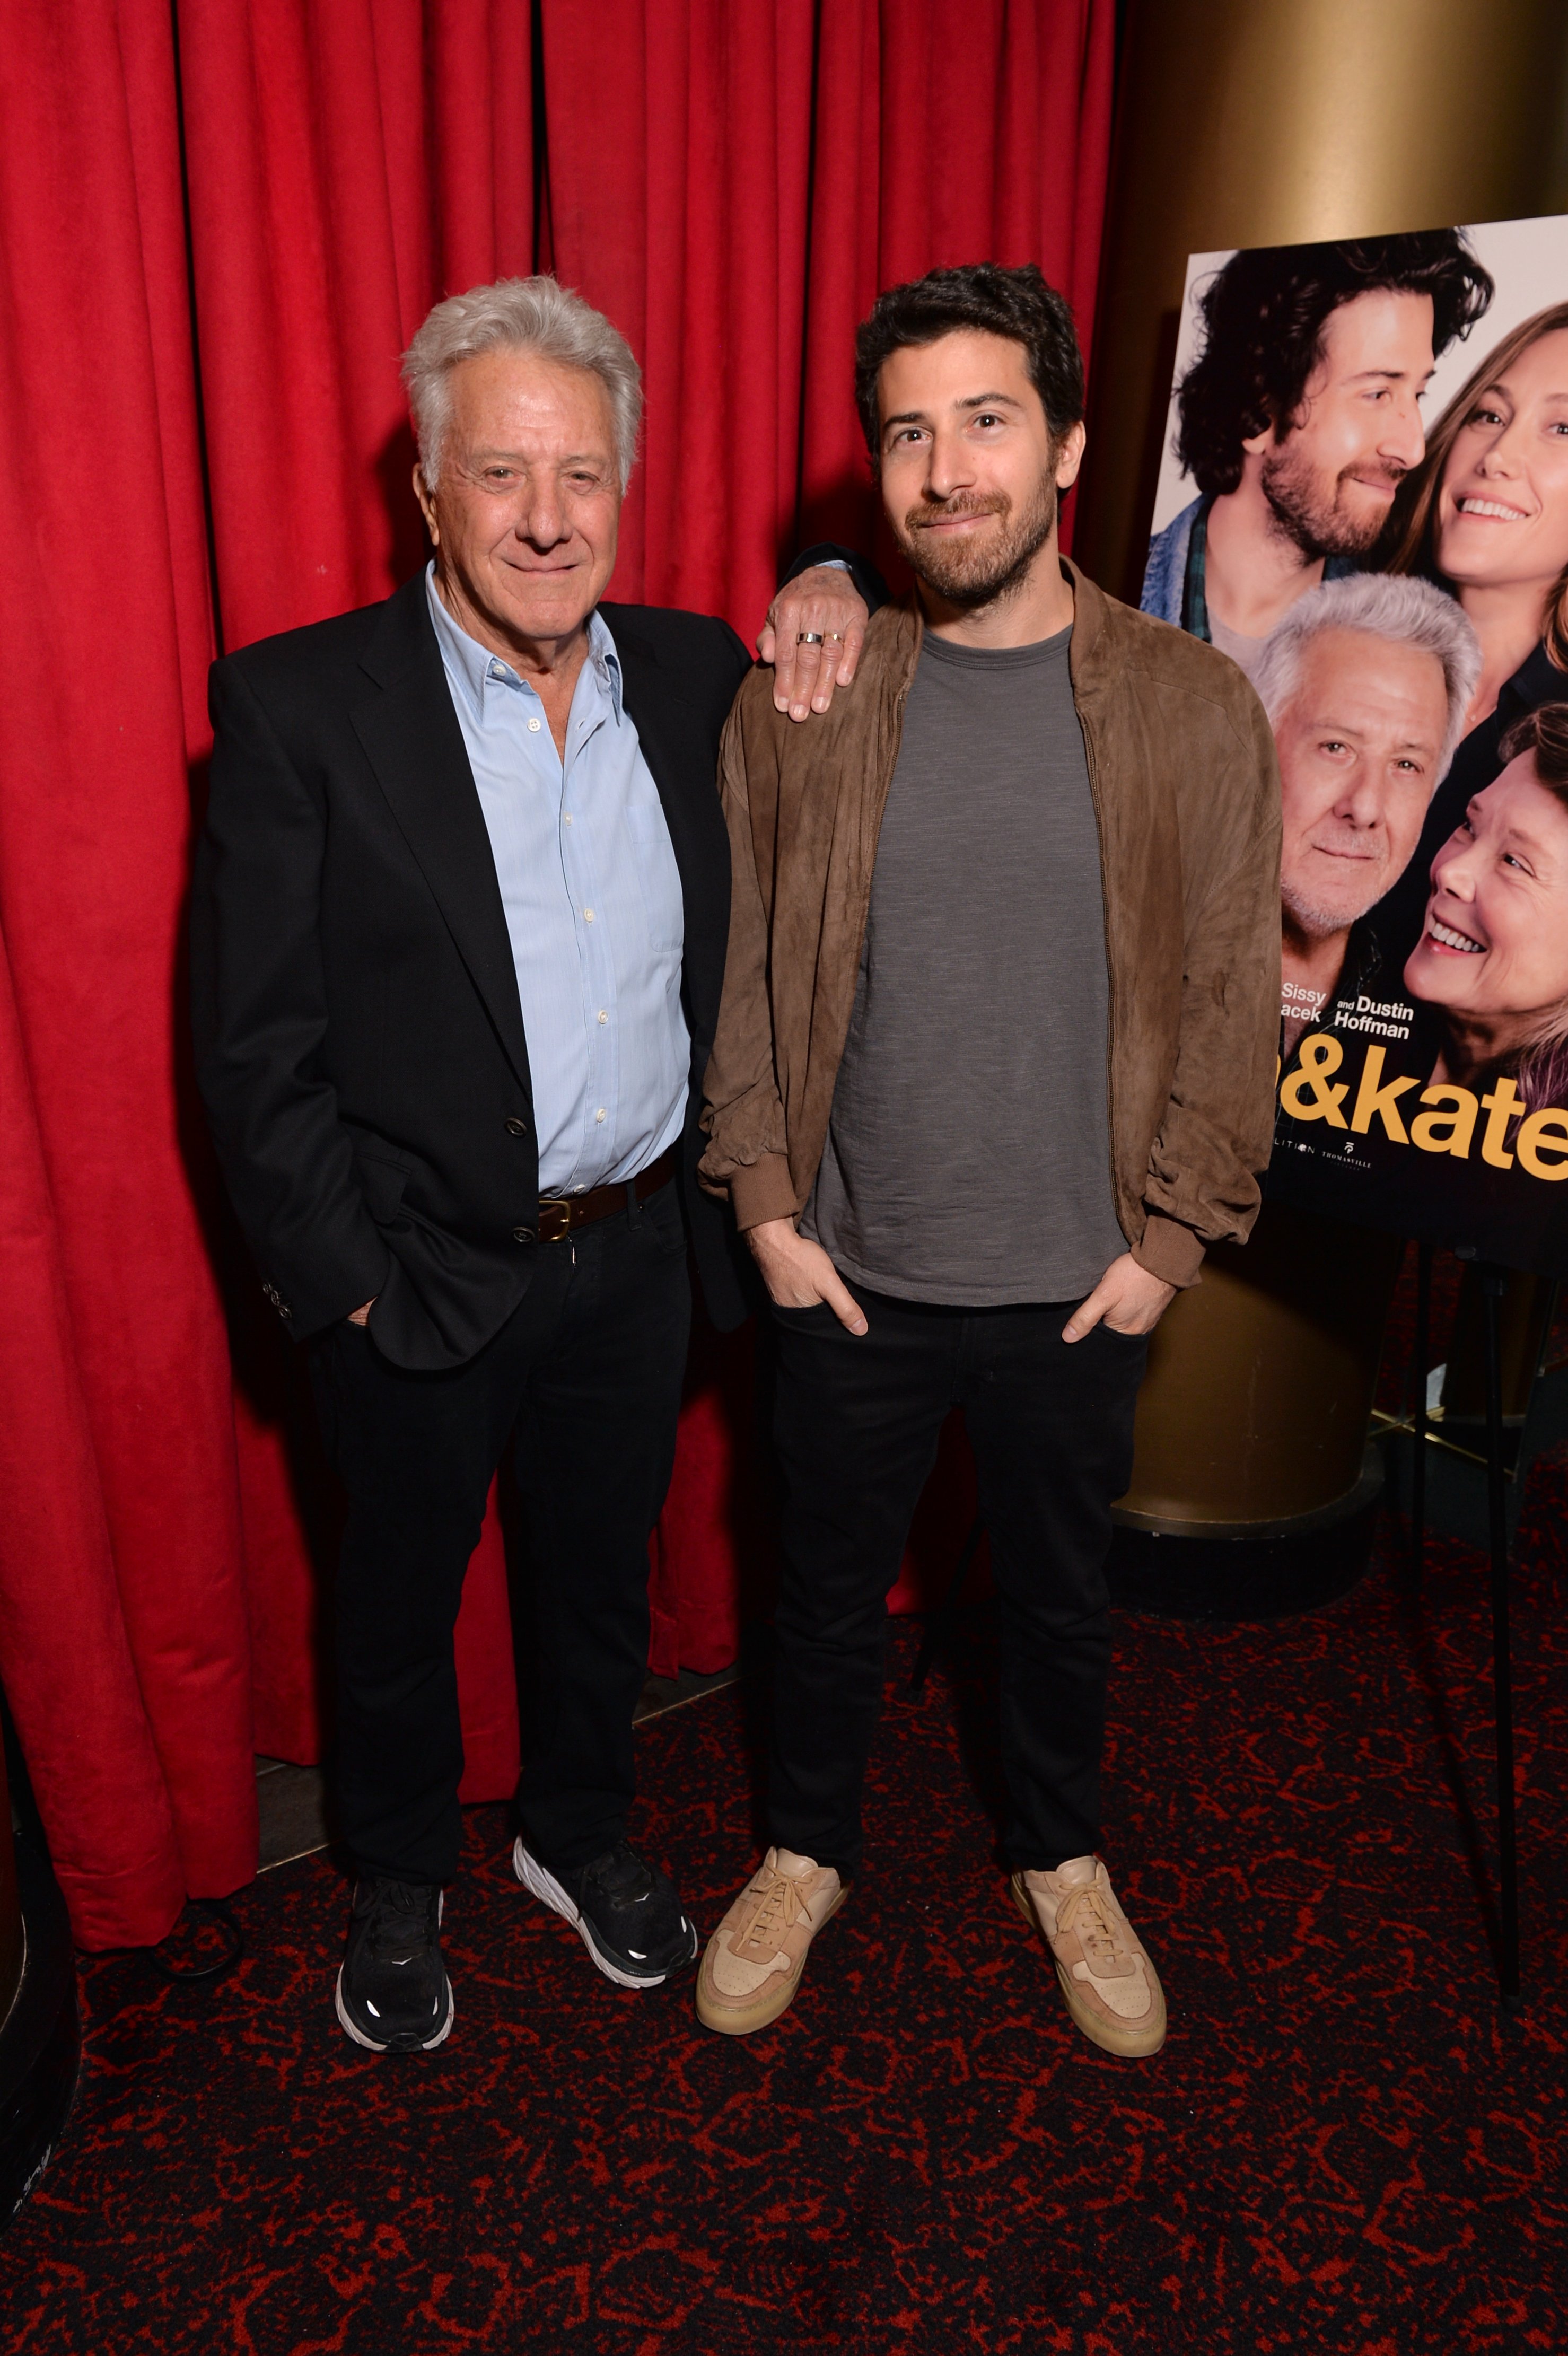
728, 1153, 800, 1233
781, 542, 890, 616
1133, 1211, 1206, 1289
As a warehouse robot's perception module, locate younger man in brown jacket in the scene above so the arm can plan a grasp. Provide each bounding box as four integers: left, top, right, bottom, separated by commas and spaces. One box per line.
697, 264, 1281, 2056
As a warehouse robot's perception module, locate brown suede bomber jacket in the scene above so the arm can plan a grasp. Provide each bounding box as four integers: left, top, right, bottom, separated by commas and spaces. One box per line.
698, 562, 1282, 1291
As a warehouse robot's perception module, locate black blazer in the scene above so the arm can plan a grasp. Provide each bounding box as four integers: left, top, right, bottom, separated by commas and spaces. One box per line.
191, 570, 754, 1369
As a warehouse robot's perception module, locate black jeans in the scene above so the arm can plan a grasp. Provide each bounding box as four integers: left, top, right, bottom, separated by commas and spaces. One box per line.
768, 1288, 1146, 1878
307, 1179, 691, 1886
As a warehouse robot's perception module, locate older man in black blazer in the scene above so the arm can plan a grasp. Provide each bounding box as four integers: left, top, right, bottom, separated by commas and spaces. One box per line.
192, 276, 869, 2053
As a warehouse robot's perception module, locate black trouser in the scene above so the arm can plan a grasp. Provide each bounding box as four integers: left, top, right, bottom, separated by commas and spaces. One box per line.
307, 1178, 691, 1886
767, 1288, 1146, 1878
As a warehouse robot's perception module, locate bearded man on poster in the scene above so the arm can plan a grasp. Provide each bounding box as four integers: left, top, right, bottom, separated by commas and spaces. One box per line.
192, 277, 868, 2054
1142, 233, 1492, 675
697, 264, 1282, 2057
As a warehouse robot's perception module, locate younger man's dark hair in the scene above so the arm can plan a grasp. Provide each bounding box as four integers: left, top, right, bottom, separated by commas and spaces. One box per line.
1176, 230, 1493, 497
854, 262, 1083, 463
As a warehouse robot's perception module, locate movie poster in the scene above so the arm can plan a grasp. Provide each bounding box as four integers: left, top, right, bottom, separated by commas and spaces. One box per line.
1145, 215, 1568, 1277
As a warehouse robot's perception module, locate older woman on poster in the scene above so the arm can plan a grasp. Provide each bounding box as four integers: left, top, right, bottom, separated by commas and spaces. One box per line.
1403, 705, 1568, 1159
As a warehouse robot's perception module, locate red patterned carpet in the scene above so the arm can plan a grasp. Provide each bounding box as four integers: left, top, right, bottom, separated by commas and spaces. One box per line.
3, 1467, 1565, 2354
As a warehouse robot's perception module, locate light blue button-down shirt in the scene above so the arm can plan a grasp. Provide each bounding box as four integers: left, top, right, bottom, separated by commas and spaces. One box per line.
426, 567, 689, 1195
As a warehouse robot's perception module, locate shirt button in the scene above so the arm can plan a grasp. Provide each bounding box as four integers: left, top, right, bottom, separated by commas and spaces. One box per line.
597, 1010, 608, 1025
564, 814, 573, 826
505, 1115, 529, 1137
528, 717, 541, 733
584, 908, 594, 923
595, 1108, 606, 1123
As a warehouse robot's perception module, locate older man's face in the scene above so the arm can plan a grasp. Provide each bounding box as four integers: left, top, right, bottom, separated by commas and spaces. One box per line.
416, 347, 621, 649
1275, 626, 1450, 938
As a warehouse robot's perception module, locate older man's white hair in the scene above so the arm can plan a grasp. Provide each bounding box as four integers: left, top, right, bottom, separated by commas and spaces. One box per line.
401, 276, 643, 493
1252, 573, 1481, 778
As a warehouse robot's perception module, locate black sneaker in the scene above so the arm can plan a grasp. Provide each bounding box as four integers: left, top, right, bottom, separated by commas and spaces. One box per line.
514, 1838, 699, 1988
335, 1877, 455, 2052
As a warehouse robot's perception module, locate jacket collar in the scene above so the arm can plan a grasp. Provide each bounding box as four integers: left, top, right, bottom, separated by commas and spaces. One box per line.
1501, 632, 1563, 720
1062, 559, 1110, 706
358, 566, 436, 688
351, 574, 531, 1089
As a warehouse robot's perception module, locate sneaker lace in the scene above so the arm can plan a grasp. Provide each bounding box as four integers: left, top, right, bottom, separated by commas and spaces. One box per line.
1055, 1882, 1133, 1976
734, 1867, 810, 1957
363, 1879, 439, 1963
586, 1845, 652, 1906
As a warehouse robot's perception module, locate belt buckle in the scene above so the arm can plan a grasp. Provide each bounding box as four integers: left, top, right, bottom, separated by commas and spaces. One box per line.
536, 1198, 573, 1243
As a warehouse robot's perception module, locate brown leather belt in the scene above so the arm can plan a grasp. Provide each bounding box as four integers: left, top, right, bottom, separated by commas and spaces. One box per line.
534, 1147, 677, 1243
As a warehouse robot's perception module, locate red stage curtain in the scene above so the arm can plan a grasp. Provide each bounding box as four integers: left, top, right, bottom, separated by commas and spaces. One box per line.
542, 0, 1114, 614
0, 0, 255, 1949
0, 0, 1113, 1946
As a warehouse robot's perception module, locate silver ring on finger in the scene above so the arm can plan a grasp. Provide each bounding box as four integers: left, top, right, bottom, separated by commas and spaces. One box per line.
796, 630, 824, 645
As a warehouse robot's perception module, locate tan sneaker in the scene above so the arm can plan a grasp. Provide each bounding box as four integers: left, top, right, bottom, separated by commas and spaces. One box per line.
1011, 1855, 1167, 2058
695, 1849, 845, 2036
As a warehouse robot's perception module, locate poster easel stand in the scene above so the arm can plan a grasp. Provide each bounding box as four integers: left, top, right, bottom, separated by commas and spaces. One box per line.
1408, 1247, 1521, 2013
1409, 1238, 1433, 1589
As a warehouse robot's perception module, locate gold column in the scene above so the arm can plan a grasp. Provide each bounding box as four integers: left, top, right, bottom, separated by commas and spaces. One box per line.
1078, 1, 1568, 1557
1076, 0, 1568, 601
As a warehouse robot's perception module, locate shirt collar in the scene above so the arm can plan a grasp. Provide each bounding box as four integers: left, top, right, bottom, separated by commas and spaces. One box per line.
1500, 632, 1562, 719
1182, 496, 1215, 642
424, 562, 623, 725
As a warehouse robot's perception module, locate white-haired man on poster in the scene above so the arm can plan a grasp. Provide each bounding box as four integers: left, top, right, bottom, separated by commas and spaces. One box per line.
1255, 573, 1480, 1055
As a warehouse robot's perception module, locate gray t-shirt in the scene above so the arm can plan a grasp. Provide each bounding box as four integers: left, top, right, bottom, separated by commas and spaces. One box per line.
802, 625, 1124, 1306
1208, 611, 1266, 680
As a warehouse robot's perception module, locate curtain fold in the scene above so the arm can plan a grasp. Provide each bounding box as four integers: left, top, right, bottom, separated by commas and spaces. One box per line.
0, 0, 1114, 1946
0, 0, 253, 1943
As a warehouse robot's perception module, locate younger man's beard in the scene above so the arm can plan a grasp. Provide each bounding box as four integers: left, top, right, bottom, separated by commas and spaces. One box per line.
1260, 441, 1403, 563
900, 472, 1058, 607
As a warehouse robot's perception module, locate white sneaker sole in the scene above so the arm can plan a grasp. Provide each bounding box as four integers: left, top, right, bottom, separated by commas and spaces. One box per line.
334, 1966, 455, 2053
513, 1838, 696, 1990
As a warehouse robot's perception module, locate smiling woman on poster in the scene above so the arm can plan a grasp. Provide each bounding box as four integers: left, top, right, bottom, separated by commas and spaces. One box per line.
1404, 707, 1568, 1160
1378, 301, 1568, 947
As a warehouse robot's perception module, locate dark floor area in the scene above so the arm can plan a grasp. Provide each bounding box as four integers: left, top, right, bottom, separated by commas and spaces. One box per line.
252, 1662, 739, 1872
3, 1438, 1565, 2354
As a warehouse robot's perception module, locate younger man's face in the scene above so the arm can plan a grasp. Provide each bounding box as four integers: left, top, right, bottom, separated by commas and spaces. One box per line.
1248, 288, 1435, 560
876, 330, 1084, 606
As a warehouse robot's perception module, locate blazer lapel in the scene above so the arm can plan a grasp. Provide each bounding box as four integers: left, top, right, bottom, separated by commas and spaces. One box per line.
352, 576, 531, 1090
